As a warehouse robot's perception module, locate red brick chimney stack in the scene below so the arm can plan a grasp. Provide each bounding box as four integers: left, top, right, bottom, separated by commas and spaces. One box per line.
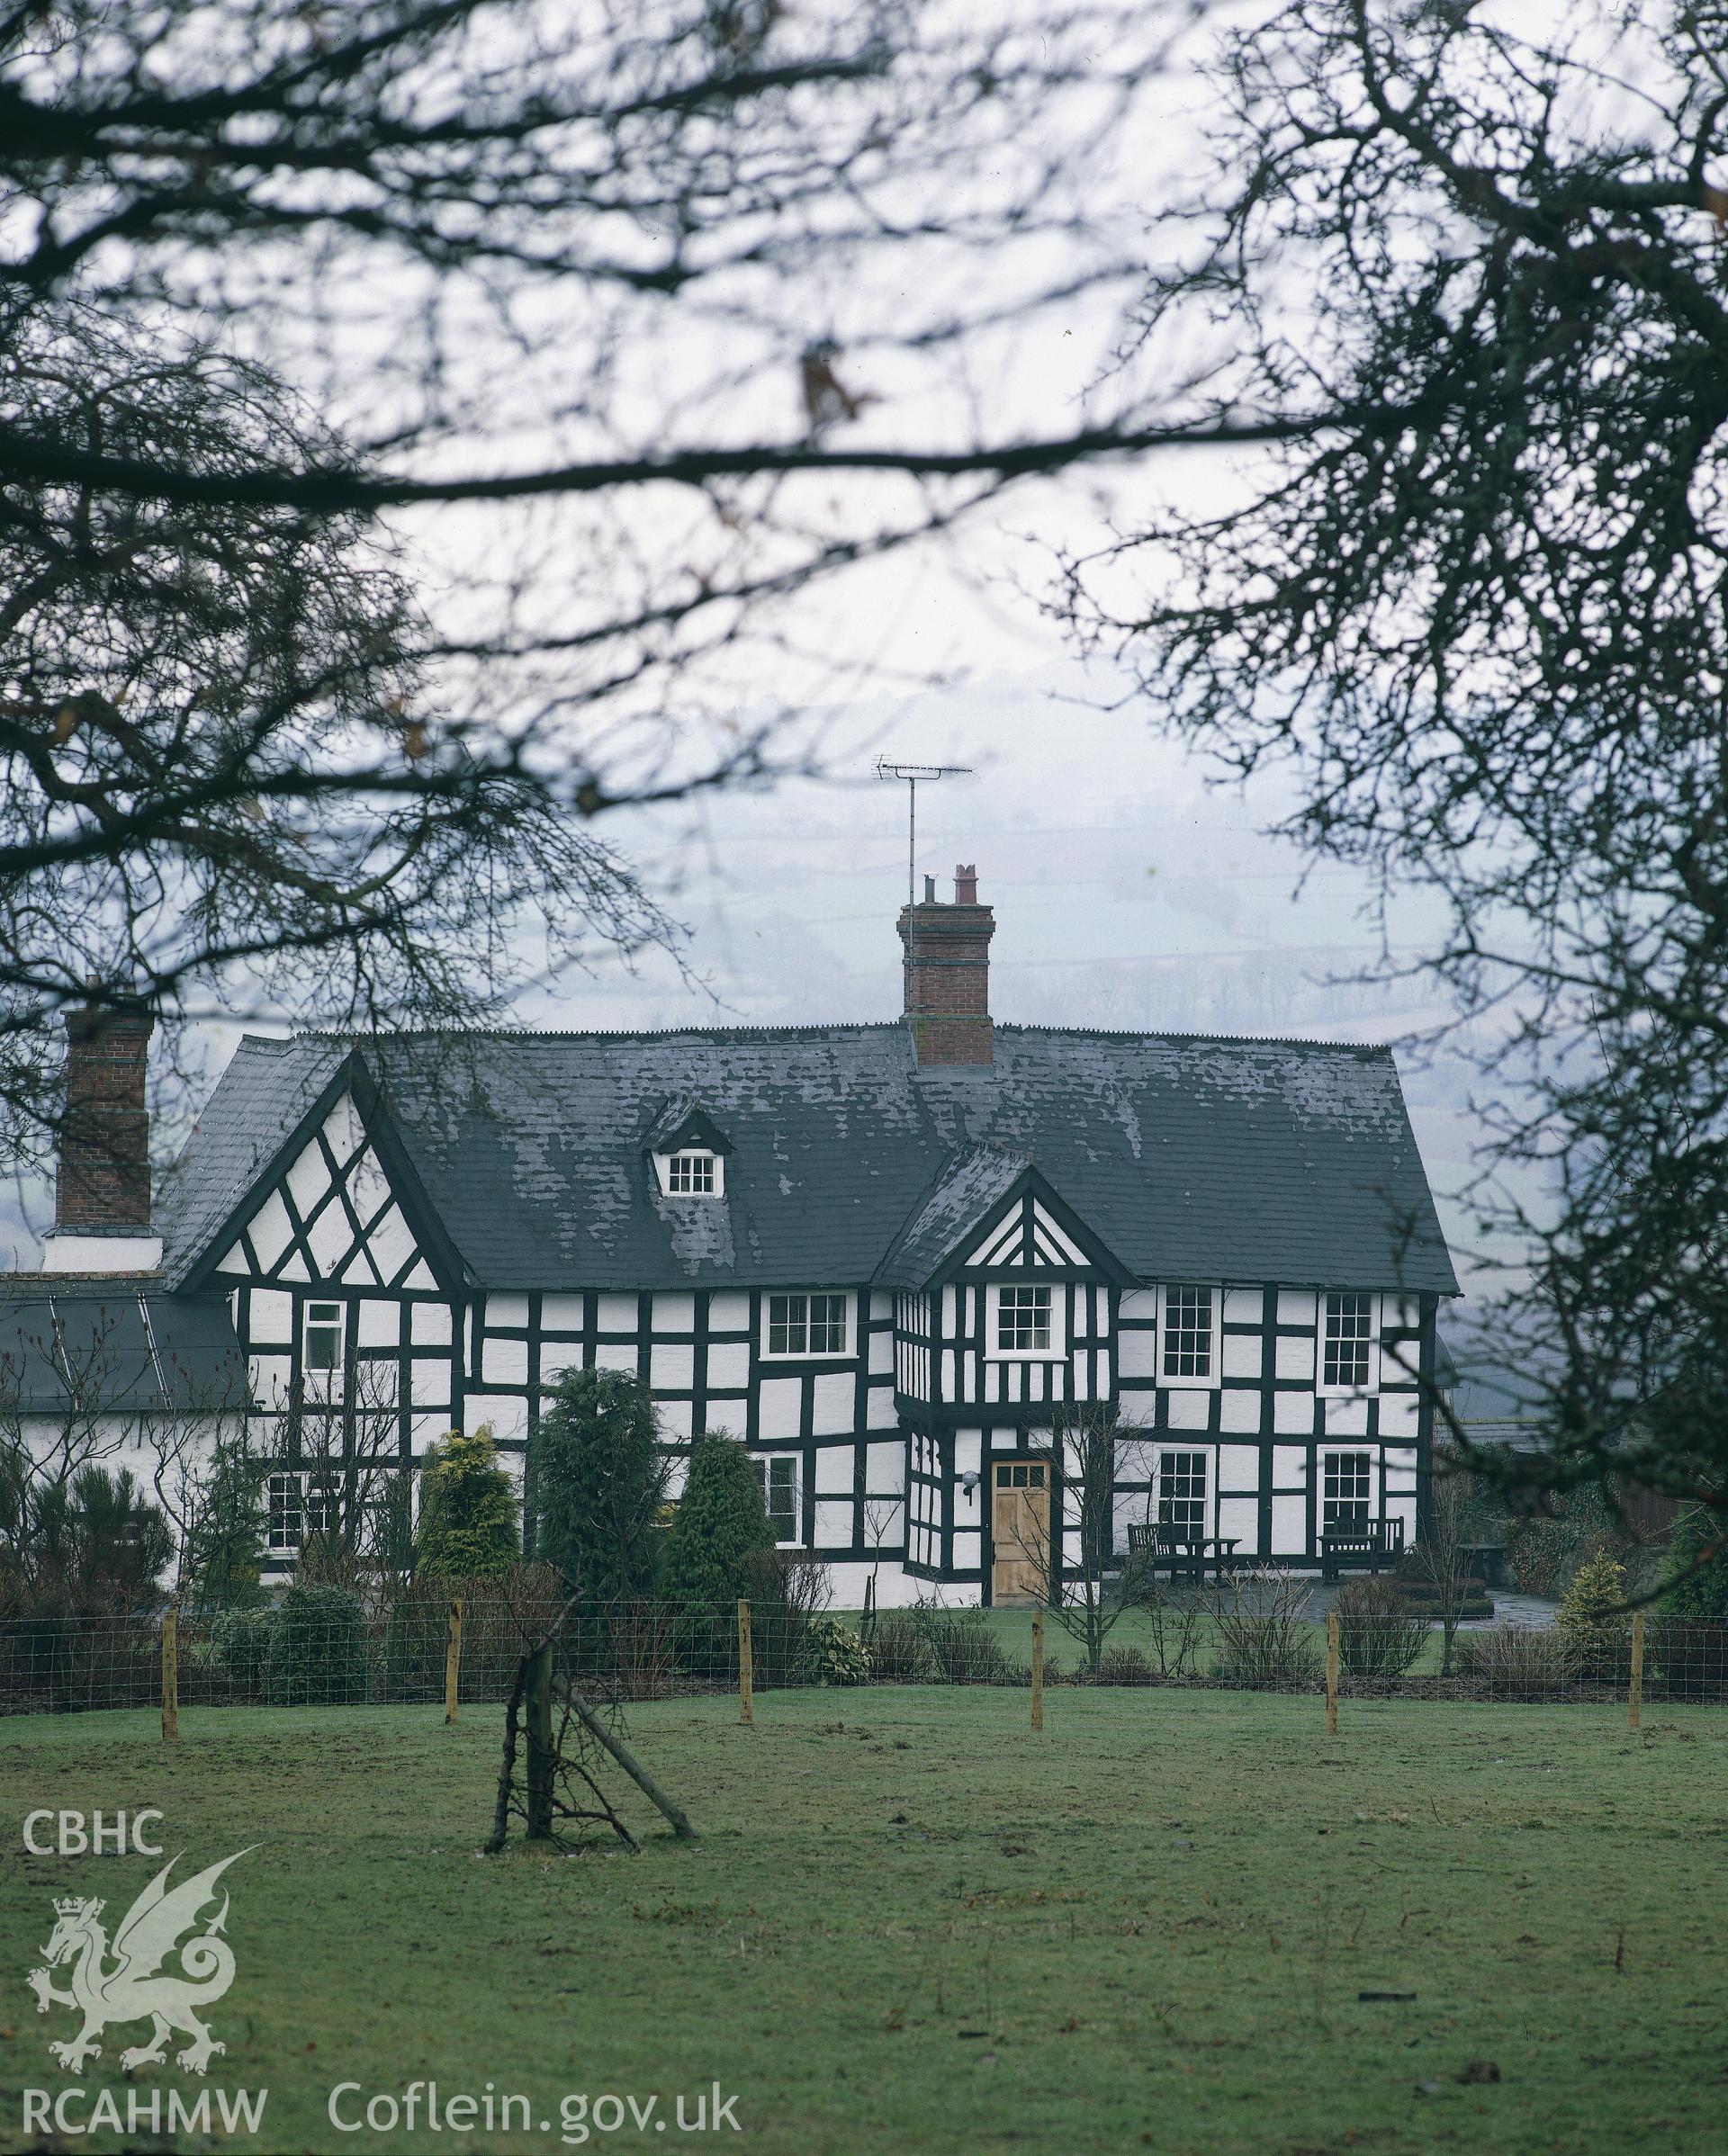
898, 864, 995, 1066
42, 1002, 162, 1271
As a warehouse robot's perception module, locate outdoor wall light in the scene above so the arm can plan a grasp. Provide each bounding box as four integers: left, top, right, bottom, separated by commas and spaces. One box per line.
958, 1470, 981, 1497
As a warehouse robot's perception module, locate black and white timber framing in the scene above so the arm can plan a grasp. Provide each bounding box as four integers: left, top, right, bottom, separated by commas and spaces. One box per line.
145, 1005, 1458, 1604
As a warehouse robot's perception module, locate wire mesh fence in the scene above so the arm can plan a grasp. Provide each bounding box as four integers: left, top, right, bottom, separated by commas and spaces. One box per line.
1, 1592, 1725, 1718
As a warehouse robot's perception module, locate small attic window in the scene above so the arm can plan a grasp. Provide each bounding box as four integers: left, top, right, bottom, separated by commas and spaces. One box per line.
660, 1148, 723, 1199
668, 1151, 715, 1195
645, 1102, 730, 1199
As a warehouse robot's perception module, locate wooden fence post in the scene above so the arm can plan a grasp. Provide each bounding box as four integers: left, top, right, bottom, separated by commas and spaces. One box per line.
1325, 1608, 1339, 1738
1628, 1610, 1645, 1731
161, 1605, 179, 1742
445, 1598, 463, 1725
737, 1600, 753, 1725
1030, 1607, 1045, 1731
525, 1641, 554, 1837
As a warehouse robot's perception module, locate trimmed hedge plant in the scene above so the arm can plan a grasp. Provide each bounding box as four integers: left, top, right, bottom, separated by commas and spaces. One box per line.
1658, 1505, 1728, 1620
212, 1606, 276, 1692
263, 1584, 370, 1705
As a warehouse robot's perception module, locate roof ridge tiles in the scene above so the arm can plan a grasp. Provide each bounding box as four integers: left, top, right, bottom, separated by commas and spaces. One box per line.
256, 1020, 1394, 1056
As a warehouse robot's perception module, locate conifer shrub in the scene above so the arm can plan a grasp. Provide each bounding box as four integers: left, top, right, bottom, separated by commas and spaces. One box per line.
1556, 1551, 1631, 1681
660, 1433, 776, 1678
1504, 1484, 1625, 1597
533, 1370, 668, 1602
184, 1441, 269, 1611
415, 1426, 519, 1580
263, 1584, 369, 1704
0, 1465, 173, 1709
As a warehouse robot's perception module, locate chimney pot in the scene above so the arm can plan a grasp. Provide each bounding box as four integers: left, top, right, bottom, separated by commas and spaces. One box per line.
954, 864, 978, 905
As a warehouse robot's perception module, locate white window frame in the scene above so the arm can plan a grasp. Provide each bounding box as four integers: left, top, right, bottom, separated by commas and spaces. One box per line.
986, 1281, 1064, 1361
762, 1291, 850, 1361
266, 1471, 302, 1553
266, 1470, 338, 1554
302, 1298, 345, 1401
751, 1452, 801, 1543
655, 1148, 724, 1198
1156, 1449, 1210, 1538
1321, 1449, 1374, 1531
1318, 1291, 1380, 1397
1156, 1284, 1221, 1388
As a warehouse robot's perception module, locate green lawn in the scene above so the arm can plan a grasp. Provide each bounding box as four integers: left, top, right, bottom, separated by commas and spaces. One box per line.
2, 1687, 1724, 2154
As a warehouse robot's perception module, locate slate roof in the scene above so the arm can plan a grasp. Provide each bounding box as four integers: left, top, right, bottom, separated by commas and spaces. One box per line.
878, 1146, 1034, 1288
158, 1023, 1457, 1298
0, 1284, 248, 1414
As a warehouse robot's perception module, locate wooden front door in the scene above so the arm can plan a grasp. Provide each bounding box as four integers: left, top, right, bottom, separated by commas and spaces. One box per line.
991, 1458, 1050, 1606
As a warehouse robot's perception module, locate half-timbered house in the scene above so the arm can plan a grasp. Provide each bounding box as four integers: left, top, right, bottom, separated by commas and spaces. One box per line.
37, 870, 1458, 1603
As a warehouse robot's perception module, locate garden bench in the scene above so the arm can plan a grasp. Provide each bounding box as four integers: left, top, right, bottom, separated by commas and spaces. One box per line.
1319, 1516, 1405, 1583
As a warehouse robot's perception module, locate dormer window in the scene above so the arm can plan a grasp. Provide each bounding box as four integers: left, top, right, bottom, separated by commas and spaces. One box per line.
645, 1100, 732, 1200
658, 1148, 724, 1198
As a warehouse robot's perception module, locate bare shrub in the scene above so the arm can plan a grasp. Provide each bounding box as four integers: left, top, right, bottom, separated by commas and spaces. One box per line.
1096, 1645, 1153, 1685
1453, 1626, 1576, 1701
1333, 1578, 1428, 1682
386, 1565, 562, 1701
912, 1602, 1009, 1684
1141, 1587, 1206, 1679
1208, 1568, 1322, 1689
745, 1550, 832, 1689
1409, 1462, 1475, 1675
608, 1603, 682, 1702
867, 1611, 934, 1684
1040, 1404, 1148, 1676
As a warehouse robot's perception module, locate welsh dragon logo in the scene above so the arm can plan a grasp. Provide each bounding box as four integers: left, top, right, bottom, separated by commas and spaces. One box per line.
28, 1848, 250, 2076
